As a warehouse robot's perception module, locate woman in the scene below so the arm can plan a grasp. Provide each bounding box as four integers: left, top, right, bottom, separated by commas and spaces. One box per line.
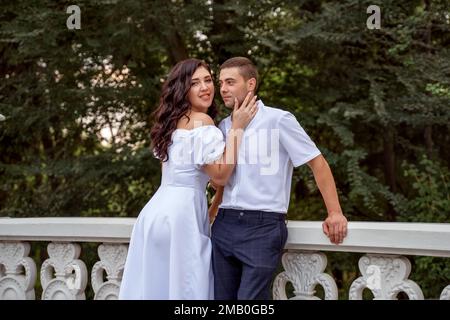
119, 58, 258, 299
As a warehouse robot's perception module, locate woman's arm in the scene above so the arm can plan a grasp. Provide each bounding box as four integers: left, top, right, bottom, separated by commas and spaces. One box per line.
203, 93, 257, 185
203, 126, 244, 186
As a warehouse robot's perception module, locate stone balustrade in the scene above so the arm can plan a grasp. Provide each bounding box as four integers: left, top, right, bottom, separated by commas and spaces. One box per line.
0, 218, 449, 300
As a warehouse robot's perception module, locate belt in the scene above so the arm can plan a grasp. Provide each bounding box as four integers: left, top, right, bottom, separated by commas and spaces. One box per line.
218, 208, 286, 221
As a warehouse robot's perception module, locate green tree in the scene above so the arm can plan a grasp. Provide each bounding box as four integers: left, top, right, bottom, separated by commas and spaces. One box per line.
1, 0, 448, 298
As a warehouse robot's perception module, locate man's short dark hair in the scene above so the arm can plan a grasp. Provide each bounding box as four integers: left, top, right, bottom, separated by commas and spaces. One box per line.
220, 57, 259, 91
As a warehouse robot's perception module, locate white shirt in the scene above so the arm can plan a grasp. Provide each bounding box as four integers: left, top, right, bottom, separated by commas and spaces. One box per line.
218, 100, 321, 214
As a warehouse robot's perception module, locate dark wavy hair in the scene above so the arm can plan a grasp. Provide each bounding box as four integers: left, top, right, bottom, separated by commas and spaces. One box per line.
150, 58, 217, 162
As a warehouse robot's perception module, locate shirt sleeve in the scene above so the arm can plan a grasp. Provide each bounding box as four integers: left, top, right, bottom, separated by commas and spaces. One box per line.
278, 112, 321, 167
218, 119, 227, 136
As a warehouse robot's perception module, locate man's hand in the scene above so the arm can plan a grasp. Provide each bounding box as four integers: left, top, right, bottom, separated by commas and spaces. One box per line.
209, 180, 220, 191
322, 212, 348, 244
208, 205, 218, 224
208, 183, 224, 225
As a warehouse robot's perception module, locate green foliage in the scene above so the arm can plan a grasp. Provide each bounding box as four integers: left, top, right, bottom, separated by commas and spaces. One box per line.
399, 156, 450, 298
409, 255, 450, 299
1, 0, 449, 298
400, 156, 450, 222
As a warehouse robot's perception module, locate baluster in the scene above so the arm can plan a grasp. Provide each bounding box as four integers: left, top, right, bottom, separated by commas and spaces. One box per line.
273, 251, 338, 300
349, 254, 424, 300
440, 285, 450, 300
91, 243, 128, 300
0, 242, 36, 300
41, 242, 87, 300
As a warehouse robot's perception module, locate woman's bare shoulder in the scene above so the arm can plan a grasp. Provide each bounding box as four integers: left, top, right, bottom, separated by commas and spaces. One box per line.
177, 112, 214, 129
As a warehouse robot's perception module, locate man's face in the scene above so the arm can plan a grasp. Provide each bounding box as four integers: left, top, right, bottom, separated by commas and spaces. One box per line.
219, 67, 254, 109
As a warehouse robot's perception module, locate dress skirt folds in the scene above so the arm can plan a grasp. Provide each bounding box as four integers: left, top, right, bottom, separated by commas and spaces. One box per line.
119, 125, 225, 300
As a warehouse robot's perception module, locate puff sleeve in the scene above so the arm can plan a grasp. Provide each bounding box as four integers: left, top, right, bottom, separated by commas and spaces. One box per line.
193, 126, 225, 165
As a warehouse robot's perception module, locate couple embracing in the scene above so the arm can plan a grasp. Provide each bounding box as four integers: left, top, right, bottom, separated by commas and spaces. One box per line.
119, 57, 347, 300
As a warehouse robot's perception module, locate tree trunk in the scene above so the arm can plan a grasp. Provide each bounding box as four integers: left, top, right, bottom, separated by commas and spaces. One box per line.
209, 0, 245, 64
383, 127, 397, 221
145, 2, 188, 65
164, 29, 189, 64
424, 125, 434, 158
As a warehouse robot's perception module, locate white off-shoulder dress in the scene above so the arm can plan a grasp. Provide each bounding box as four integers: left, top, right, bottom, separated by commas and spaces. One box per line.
119, 125, 225, 300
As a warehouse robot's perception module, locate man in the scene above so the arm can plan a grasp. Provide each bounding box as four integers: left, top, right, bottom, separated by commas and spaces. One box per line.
210, 57, 348, 300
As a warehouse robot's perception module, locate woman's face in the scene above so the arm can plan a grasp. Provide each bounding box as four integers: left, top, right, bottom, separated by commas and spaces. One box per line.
188, 66, 214, 113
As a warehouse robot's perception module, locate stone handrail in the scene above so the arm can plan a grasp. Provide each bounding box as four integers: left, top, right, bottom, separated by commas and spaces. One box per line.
2, 218, 449, 256
0, 218, 449, 300
285, 221, 450, 257
0, 217, 135, 243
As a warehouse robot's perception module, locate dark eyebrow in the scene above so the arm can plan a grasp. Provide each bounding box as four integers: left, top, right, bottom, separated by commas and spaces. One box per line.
219, 78, 236, 82
192, 75, 212, 81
